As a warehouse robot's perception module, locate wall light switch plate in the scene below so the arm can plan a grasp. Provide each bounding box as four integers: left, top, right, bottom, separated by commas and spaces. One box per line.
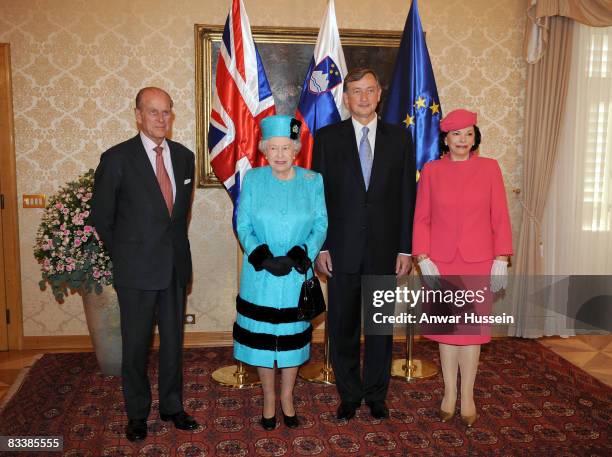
23, 194, 46, 208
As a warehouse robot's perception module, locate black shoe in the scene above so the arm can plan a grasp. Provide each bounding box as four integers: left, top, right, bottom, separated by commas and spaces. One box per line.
261, 415, 277, 431
160, 411, 198, 430
125, 418, 147, 442
281, 408, 299, 428
367, 401, 389, 419
336, 402, 358, 421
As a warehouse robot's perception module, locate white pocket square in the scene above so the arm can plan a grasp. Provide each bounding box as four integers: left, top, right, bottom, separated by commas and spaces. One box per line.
184, 179, 191, 184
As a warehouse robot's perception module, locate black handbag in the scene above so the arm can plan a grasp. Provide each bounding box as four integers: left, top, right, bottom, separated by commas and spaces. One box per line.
297, 263, 326, 321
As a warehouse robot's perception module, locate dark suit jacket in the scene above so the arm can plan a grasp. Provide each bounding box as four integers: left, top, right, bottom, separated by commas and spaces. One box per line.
312, 118, 416, 274
91, 134, 195, 290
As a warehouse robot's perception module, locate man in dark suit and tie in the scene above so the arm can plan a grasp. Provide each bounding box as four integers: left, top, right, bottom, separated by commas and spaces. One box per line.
92, 87, 198, 441
312, 68, 416, 421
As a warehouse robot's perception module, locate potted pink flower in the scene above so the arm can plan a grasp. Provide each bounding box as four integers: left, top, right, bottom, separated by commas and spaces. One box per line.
34, 169, 120, 375
34, 169, 112, 299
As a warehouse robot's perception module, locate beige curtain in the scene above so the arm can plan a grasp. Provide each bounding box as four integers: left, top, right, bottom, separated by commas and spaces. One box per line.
509, 17, 573, 337
536, 0, 612, 25
515, 16, 574, 276
525, 0, 612, 63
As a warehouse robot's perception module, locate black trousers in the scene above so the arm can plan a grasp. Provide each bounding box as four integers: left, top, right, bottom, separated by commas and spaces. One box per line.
327, 272, 393, 405
115, 271, 186, 420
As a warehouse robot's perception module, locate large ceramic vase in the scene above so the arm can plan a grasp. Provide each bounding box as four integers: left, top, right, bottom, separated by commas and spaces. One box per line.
82, 285, 122, 376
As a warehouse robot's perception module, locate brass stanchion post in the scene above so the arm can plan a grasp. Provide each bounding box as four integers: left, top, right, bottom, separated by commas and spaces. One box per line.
298, 314, 334, 384
391, 273, 438, 381
212, 360, 260, 388
391, 318, 438, 381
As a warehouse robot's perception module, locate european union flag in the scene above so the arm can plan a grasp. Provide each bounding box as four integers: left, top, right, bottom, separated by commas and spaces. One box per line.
382, 0, 442, 173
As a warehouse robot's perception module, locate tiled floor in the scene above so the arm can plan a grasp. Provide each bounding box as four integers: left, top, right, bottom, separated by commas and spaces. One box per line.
0, 336, 610, 403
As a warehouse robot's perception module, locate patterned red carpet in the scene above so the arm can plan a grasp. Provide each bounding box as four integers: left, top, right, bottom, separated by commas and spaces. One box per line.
0, 339, 610, 456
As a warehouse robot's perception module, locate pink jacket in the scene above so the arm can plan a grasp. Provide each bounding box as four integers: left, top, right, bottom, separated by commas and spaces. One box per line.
412, 155, 513, 262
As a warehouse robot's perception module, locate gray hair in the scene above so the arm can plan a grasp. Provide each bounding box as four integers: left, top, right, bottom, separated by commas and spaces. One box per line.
135, 87, 174, 109
258, 138, 302, 154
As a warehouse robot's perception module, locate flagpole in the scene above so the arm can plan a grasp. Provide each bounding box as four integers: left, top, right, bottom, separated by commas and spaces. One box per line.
295, 0, 343, 385
382, 0, 441, 382
211, 245, 261, 388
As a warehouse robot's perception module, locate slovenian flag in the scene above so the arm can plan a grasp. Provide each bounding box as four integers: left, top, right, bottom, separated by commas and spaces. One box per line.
294, 0, 348, 169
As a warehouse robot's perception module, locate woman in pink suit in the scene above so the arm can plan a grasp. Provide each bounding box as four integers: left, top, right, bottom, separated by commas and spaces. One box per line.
412, 109, 513, 427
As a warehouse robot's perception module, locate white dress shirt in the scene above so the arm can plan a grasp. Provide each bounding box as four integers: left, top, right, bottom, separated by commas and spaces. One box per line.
351, 116, 377, 155
140, 131, 176, 202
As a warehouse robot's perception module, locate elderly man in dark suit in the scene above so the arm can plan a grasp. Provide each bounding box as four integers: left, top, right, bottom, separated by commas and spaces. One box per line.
92, 87, 198, 441
312, 68, 416, 421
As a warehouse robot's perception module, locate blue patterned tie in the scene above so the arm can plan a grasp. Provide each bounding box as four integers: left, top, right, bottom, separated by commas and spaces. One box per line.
359, 126, 373, 189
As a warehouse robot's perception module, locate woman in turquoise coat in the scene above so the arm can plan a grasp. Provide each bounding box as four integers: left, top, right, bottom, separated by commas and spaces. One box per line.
233, 115, 328, 430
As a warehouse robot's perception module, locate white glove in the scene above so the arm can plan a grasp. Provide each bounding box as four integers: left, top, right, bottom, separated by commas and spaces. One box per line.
490, 259, 508, 293
418, 258, 440, 289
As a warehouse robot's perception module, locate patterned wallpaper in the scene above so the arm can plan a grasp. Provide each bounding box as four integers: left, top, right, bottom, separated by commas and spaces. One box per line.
0, 0, 525, 336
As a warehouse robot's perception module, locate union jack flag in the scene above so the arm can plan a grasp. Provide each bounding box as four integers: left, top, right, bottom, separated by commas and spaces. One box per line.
208, 0, 276, 227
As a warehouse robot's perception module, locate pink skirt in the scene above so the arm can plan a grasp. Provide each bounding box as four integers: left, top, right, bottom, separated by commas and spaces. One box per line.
422, 252, 493, 346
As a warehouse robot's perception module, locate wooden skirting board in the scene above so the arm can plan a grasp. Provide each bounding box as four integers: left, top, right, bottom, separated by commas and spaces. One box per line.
23, 329, 326, 350
21, 330, 431, 350
23, 329, 510, 351
24, 331, 235, 350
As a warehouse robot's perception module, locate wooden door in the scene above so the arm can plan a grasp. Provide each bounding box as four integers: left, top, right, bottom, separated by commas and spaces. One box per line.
0, 43, 23, 350
0, 159, 5, 350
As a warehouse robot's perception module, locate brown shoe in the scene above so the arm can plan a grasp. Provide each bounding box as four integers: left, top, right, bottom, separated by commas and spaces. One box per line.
460, 413, 478, 427
439, 409, 455, 422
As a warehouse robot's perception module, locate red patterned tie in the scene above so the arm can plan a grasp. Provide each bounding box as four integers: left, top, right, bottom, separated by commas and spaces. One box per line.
154, 146, 173, 216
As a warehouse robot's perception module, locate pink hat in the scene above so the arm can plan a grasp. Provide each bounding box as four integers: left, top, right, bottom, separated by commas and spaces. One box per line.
439, 109, 477, 132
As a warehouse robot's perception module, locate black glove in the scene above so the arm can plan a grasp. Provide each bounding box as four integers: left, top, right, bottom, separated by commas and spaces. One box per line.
261, 256, 294, 276
248, 244, 273, 271
287, 245, 311, 274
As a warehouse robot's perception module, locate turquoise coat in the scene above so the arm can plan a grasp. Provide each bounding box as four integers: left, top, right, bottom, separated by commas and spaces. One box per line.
233, 166, 328, 368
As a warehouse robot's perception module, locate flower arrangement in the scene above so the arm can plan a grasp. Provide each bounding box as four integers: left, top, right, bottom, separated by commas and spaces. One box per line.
34, 169, 112, 301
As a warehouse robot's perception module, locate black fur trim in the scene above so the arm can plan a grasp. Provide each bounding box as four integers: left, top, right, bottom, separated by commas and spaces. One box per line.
286, 245, 311, 274
287, 245, 308, 263
247, 244, 273, 271
236, 296, 299, 323
233, 322, 312, 351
